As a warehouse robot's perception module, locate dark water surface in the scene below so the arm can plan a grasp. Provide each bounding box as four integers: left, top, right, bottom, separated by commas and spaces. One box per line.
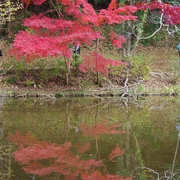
0, 96, 180, 180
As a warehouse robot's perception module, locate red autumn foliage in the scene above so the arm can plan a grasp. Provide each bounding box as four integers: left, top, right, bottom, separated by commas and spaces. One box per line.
9, 30, 101, 62
79, 52, 126, 76
79, 120, 126, 138
110, 31, 126, 49
97, 6, 137, 26
10, 0, 137, 62
108, 0, 118, 10
9, 31, 72, 61
109, 145, 125, 161
21, 0, 46, 7
60, 0, 97, 21
23, 14, 74, 32
137, 0, 180, 25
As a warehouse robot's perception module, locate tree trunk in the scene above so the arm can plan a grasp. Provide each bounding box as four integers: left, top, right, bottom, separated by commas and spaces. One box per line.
64, 57, 71, 85
96, 38, 101, 86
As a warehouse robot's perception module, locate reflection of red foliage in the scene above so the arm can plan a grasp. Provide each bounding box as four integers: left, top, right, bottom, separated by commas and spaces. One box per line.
81, 170, 133, 180
79, 120, 126, 138
74, 142, 91, 153
9, 132, 102, 177
9, 130, 131, 179
8, 131, 40, 146
109, 145, 125, 161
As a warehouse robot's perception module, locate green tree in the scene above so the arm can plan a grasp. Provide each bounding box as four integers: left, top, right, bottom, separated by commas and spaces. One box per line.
0, 0, 23, 37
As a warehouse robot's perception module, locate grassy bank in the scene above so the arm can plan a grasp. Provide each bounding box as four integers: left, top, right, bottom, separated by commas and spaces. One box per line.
0, 45, 180, 97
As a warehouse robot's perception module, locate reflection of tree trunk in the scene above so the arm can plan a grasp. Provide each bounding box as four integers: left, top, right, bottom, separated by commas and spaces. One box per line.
130, 123, 145, 167
95, 137, 100, 159
171, 135, 180, 179
61, 101, 70, 143
95, 101, 99, 123
7, 148, 11, 180
95, 102, 100, 159
65, 102, 70, 142
126, 122, 130, 168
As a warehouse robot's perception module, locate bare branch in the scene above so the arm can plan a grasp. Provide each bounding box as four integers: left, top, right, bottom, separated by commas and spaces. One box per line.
138, 13, 164, 40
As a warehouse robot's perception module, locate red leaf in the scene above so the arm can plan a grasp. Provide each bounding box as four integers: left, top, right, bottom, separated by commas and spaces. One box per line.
79, 52, 126, 76
110, 31, 126, 49
108, 0, 118, 10
21, 0, 46, 7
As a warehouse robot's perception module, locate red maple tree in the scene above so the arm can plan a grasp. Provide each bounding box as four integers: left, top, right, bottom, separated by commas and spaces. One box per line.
9, 0, 137, 84
137, 0, 180, 25
79, 52, 126, 76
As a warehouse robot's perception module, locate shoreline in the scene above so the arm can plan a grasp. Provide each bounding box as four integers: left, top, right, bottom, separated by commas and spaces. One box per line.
0, 88, 178, 98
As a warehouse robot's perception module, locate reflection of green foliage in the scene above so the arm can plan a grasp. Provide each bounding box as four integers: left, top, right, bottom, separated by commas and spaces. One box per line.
0, 146, 13, 179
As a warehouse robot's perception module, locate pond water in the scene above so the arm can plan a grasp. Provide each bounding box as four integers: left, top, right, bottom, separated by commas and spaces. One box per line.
0, 96, 180, 180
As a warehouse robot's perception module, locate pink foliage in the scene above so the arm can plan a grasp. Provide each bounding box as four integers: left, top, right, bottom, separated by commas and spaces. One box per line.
79, 120, 126, 138
110, 31, 126, 49
60, 0, 97, 20
8, 129, 131, 179
9, 132, 103, 178
81, 170, 133, 180
11, 0, 138, 62
74, 142, 91, 153
97, 6, 137, 25
8, 131, 40, 146
109, 145, 125, 161
108, 0, 118, 10
21, 0, 46, 6
9, 30, 101, 61
9, 31, 72, 61
32, 0, 46, 5
23, 14, 73, 31
137, 1, 180, 25
79, 52, 126, 76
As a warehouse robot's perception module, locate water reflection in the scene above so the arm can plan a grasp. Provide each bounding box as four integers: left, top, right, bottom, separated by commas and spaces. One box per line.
0, 95, 13, 180
0, 97, 180, 179
8, 120, 131, 180
132, 118, 180, 180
